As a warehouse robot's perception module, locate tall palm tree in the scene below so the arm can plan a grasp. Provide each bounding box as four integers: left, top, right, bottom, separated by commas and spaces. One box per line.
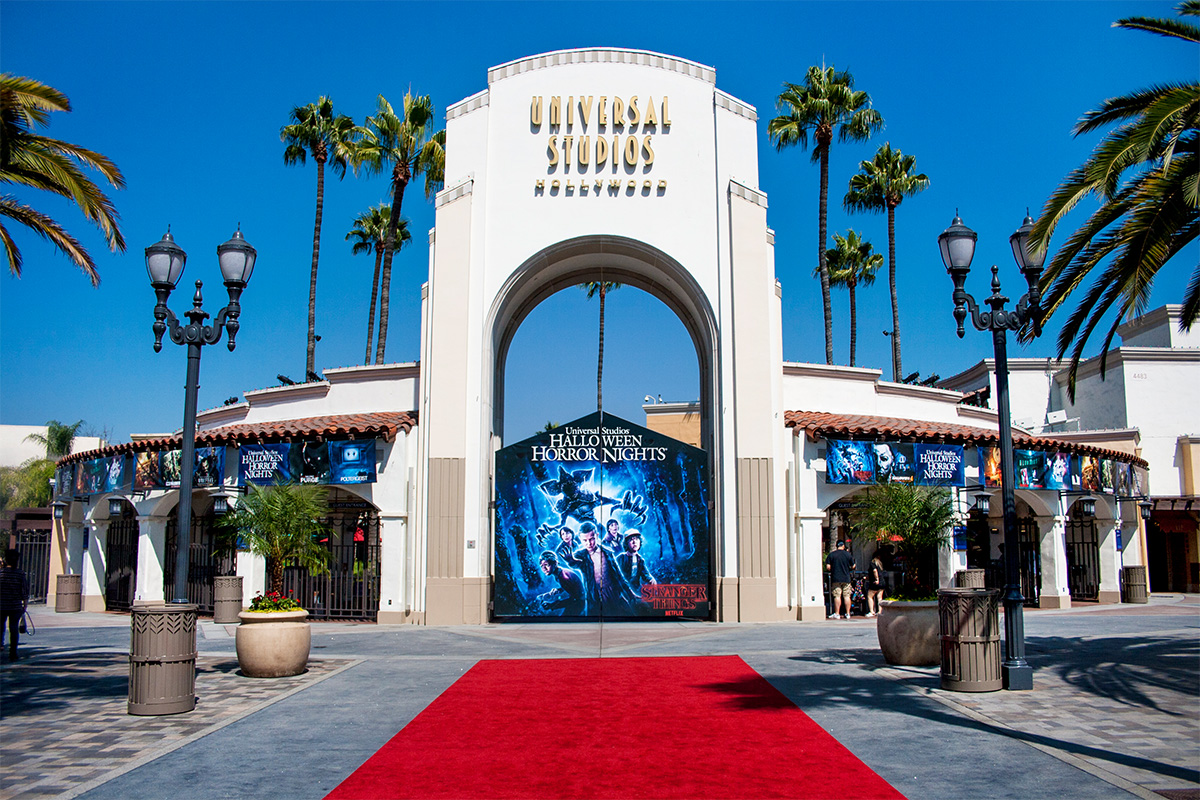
357, 93, 445, 364
1028, 1, 1199, 398
819, 230, 883, 367
843, 143, 929, 381
769, 66, 883, 365
281, 97, 360, 378
24, 419, 85, 459
346, 204, 410, 365
0, 74, 125, 285
581, 281, 622, 411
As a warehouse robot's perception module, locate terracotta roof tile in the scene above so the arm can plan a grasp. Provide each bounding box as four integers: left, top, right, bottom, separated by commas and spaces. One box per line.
785, 410, 1147, 467
60, 411, 416, 465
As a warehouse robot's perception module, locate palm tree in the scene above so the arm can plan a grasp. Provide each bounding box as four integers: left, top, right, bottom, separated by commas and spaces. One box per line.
1028, 1, 1199, 398
346, 204, 410, 365
281, 97, 360, 379
24, 419, 84, 459
581, 281, 622, 410
769, 66, 884, 365
843, 143, 930, 382
820, 230, 882, 367
220, 482, 331, 598
0, 74, 125, 285
357, 93, 445, 364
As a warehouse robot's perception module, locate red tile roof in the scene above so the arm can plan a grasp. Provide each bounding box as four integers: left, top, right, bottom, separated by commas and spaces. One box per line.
60, 412, 416, 465
785, 410, 1147, 467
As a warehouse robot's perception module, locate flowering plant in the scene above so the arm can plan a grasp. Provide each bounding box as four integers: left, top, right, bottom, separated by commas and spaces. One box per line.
248, 591, 302, 612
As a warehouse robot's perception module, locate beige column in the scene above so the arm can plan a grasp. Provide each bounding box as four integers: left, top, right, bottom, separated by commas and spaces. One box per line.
1037, 514, 1071, 609
133, 515, 168, 606
82, 519, 108, 612
1096, 516, 1122, 604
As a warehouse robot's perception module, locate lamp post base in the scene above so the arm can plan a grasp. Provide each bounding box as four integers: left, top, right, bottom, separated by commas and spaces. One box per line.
1002, 662, 1034, 691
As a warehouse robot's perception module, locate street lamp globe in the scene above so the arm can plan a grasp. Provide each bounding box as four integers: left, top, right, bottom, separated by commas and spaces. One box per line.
938, 213, 977, 273
217, 228, 257, 287
1009, 212, 1046, 273
145, 229, 187, 288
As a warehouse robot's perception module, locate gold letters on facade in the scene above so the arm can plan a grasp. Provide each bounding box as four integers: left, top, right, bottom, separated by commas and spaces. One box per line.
531, 95, 670, 194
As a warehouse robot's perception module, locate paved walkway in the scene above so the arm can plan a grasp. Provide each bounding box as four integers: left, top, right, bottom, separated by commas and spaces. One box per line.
1, 596, 1196, 800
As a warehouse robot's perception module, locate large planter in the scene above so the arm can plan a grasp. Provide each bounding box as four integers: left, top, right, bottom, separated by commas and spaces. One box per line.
876, 600, 940, 666
235, 609, 311, 677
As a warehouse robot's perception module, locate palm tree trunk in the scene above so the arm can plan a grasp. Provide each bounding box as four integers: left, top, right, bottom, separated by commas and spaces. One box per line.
848, 279, 858, 367
887, 203, 902, 381
307, 160, 325, 378
597, 283, 606, 411
375, 179, 409, 365
818, 145, 834, 365
365, 247, 382, 365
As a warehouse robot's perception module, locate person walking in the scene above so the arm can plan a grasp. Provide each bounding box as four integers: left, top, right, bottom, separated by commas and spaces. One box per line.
825, 540, 856, 619
865, 554, 885, 617
1, 549, 30, 660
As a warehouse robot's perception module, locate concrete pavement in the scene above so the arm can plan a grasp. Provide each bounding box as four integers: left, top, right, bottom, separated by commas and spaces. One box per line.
1, 595, 1197, 800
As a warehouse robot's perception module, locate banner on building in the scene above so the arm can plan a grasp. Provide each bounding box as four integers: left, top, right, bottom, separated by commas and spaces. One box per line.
237, 440, 378, 486
493, 412, 710, 620
827, 440, 965, 487
133, 447, 225, 489
978, 447, 1138, 496
74, 455, 125, 495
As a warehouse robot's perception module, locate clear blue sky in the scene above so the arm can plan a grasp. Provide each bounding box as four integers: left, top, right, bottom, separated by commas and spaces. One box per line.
1, 1, 1194, 445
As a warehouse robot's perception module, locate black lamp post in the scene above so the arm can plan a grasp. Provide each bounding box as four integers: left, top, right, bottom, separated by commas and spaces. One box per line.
939, 211, 1046, 691
147, 227, 255, 604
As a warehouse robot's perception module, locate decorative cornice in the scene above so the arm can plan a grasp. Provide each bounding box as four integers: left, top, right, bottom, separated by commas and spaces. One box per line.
782, 362, 882, 383
436, 178, 474, 208
323, 362, 420, 382
243, 382, 330, 403
446, 89, 489, 121
729, 178, 767, 209
488, 48, 716, 85
714, 89, 757, 121
877, 382, 962, 402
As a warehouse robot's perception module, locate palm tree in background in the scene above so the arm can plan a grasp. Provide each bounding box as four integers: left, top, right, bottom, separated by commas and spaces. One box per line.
357, 93, 445, 364
843, 142, 929, 382
281, 97, 360, 379
581, 281, 622, 411
347, 204, 410, 365
24, 419, 85, 459
769, 66, 883, 365
820, 230, 882, 367
0, 74, 125, 285
1028, 1, 1199, 398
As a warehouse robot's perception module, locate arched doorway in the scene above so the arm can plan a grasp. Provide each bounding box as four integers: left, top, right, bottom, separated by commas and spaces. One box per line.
282, 488, 381, 621
105, 499, 139, 611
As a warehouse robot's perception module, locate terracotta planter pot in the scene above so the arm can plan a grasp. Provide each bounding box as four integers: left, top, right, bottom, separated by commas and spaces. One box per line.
876, 600, 940, 666
235, 609, 311, 677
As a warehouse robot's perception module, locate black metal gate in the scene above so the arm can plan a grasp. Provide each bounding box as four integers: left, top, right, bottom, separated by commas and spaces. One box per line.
1065, 517, 1100, 600
105, 506, 139, 611
282, 502, 380, 621
14, 526, 51, 604
165, 510, 236, 615
1017, 518, 1041, 607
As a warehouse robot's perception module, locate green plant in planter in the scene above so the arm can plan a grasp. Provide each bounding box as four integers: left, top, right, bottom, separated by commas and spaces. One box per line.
220, 482, 332, 605
852, 483, 955, 600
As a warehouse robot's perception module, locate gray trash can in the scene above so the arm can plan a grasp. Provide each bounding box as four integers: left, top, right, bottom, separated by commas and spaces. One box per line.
55, 574, 82, 612
213, 576, 244, 624
938, 588, 1001, 692
1121, 565, 1149, 604
128, 604, 197, 716
955, 569, 986, 588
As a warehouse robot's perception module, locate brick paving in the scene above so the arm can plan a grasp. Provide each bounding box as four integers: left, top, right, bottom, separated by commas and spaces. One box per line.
0, 653, 355, 800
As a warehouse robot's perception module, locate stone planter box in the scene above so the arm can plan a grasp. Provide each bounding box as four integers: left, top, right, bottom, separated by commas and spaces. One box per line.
235, 609, 311, 677
876, 600, 940, 666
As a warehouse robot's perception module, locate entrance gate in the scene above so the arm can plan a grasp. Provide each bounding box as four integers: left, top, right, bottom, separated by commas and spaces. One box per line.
1065, 517, 1100, 600
283, 501, 381, 621
14, 525, 52, 604
1016, 518, 1041, 607
165, 510, 236, 614
105, 505, 139, 611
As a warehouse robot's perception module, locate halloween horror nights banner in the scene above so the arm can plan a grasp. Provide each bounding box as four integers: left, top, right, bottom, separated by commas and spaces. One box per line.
493, 412, 710, 620
824, 440, 966, 487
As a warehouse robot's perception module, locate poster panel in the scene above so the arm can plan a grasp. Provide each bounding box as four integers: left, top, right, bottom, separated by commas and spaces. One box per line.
75, 457, 108, 494
1115, 461, 1132, 496
100, 455, 125, 493
493, 412, 710, 620
161, 449, 183, 487
1080, 455, 1102, 491
194, 446, 225, 487
290, 441, 330, 484
826, 440, 875, 484
979, 446, 1003, 489
329, 440, 377, 484
874, 443, 916, 484
913, 444, 965, 487
1043, 451, 1072, 490
238, 443, 292, 486
1015, 450, 1045, 489
133, 452, 160, 490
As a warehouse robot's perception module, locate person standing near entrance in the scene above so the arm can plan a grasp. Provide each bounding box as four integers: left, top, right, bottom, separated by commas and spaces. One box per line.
1, 549, 29, 660
825, 540, 855, 619
866, 554, 885, 617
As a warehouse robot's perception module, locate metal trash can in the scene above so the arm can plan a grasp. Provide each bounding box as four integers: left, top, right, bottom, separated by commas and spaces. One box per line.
1121, 565, 1149, 604
955, 569, 986, 588
128, 604, 198, 716
938, 588, 1002, 692
213, 576, 244, 624
55, 574, 82, 612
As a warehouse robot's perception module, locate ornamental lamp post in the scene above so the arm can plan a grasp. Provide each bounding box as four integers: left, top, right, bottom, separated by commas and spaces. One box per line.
147, 227, 256, 604
938, 211, 1047, 691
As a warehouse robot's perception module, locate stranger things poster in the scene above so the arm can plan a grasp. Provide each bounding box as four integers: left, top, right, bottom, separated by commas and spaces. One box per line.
493, 412, 710, 620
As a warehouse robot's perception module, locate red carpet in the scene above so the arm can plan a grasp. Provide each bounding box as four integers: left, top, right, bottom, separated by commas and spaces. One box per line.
327, 655, 903, 800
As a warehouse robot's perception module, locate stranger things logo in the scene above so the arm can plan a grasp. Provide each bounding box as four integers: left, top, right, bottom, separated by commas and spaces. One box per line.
493, 412, 711, 620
